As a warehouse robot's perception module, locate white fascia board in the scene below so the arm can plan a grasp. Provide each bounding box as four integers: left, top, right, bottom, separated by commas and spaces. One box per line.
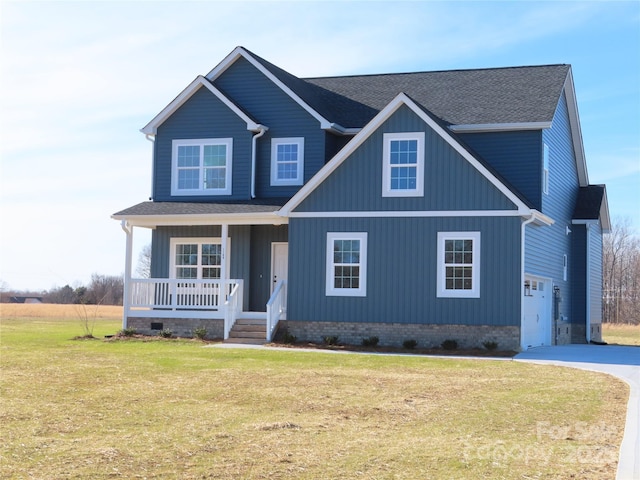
529, 210, 555, 226
205, 46, 342, 132
563, 68, 589, 186
140, 76, 262, 135
111, 212, 288, 228
280, 94, 410, 216
289, 209, 523, 219
282, 93, 531, 216
449, 122, 552, 133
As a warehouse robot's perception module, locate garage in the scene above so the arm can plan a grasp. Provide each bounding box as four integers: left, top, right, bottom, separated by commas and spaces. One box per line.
521, 275, 552, 349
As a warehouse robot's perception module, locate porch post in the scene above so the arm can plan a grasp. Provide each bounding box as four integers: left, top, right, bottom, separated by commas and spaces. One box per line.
221, 223, 229, 285
121, 220, 133, 330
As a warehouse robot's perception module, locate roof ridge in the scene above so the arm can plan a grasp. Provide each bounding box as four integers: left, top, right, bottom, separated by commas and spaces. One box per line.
303, 64, 570, 81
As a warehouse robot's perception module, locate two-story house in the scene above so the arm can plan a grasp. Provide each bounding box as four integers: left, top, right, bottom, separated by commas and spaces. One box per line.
112, 46, 609, 350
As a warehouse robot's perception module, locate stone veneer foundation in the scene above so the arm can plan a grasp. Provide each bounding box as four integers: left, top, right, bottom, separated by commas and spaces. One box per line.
127, 317, 224, 339
280, 320, 521, 351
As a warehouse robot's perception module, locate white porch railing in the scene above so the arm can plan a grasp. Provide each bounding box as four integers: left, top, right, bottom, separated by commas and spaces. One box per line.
223, 281, 244, 340
127, 278, 242, 318
266, 280, 286, 342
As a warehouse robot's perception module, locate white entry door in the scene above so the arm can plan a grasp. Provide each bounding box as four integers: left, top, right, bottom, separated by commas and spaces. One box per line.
271, 243, 288, 294
522, 275, 552, 349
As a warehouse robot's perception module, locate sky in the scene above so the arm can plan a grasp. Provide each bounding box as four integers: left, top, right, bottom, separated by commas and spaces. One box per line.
1, 0, 639, 292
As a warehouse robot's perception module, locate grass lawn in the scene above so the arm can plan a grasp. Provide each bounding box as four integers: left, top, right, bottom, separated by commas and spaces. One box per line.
602, 322, 640, 346
0, 305, 629, 479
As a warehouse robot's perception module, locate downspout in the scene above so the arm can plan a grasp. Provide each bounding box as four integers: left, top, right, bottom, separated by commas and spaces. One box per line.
145, 134, 156, 200
585, 223, 591, 343
520, 213, 537, 349
251, 126, 267, 199
120, 220, 133, 330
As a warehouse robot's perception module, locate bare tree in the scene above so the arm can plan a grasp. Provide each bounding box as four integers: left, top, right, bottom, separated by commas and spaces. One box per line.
603, 217, 640, 324
136, 244, 152, 279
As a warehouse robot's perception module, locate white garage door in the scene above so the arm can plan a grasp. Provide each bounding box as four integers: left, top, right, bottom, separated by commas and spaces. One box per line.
522, 276, 552, 349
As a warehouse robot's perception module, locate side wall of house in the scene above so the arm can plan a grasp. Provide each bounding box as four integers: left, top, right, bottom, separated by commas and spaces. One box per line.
458, 130, 543, 209
525, 91, 580, 327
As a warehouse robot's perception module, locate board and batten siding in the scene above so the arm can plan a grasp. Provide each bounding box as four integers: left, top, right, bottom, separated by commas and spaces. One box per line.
154, 87, 253, 202
248, 225, 289, 311
525, 91, 580, 323
213, 56, 326, 198
287, 216, 522, 327
296, 105, 518, 213
458, 130, 543, 209
588, 222, 603, 325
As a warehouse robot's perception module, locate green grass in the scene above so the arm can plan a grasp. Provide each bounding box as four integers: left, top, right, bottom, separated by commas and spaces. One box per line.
0, 313, 629, 479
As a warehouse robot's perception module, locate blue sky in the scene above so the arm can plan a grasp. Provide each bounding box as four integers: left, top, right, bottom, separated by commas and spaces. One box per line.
1, 1, 638, 292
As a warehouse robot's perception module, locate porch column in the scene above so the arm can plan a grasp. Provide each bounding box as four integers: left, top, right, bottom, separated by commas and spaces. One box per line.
120, 220, 133, 330
221, 223, 229, 284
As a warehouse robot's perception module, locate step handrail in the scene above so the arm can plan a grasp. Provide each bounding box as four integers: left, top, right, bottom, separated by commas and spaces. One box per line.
223, 280, 243, 340
266, 280, 286, 342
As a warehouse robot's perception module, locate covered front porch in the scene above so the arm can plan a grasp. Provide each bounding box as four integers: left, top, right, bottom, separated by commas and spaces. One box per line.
112, 201, 289, 342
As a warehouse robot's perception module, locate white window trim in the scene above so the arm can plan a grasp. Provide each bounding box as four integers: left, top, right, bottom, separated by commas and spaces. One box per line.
563, 254, 568, 281
271, 137, 304, 186
171, 138, 233, 196
326, 232, 367, 297
169, 238, 230, 279
382, 131, 425, 197
437, 231, 481, 298
543, 143, 550, 195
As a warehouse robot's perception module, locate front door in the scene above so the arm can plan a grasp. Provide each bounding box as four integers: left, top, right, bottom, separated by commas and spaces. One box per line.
271, 242, 288, 294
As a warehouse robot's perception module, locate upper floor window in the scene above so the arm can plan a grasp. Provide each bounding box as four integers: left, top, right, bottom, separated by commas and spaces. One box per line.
382, 132, 425, 197
271, 138, 304, 186
543, 143, 550, 195
172, 138, 232, 196
326, 232, 367, 297
437, 232, 480, 298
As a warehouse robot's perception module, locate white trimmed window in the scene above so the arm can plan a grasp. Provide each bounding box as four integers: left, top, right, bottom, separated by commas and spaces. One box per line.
326, 232, 367, 297
382, 132, 425, 197
437, 232, 480, 298
271, 137, 304, 186
172, 138, 233, 195
543, 143, 550, 195
170, 238, 224, 280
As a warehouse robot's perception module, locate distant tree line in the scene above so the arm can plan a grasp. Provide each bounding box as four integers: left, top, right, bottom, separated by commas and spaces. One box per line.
603, 218, 640, 324
1, 274, 124, 306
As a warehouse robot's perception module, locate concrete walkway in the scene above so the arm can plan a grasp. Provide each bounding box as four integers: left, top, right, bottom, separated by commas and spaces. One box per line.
515, 345, 640, 480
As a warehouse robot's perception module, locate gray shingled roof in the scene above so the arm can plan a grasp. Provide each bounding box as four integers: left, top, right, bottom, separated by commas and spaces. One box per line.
113, 200, 287, 217
245, 48, 570, 128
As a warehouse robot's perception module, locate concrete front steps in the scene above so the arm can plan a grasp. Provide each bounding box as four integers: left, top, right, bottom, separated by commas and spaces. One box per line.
225, 317, 267, 345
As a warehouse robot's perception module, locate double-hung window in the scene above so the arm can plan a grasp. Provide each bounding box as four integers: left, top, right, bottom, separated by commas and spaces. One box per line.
437, 232, 480, 298
172, 138, 232, 195
170, 238, 223, 280
382, 132, 425, 197
271, 138, 304, 186
326, 232, 367, 296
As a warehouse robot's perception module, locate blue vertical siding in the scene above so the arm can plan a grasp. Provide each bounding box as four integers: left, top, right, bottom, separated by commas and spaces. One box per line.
214, 57, 326, 198
458, 130, 543, 209
526, 91, 580, 322
297, 105, 518, 212
154, 87, 253, 201
150, 225, 253, 309
288, 216, 522, 327
588, 223, 603, 324
248, 225, 289, 311
571, 224, 587, 325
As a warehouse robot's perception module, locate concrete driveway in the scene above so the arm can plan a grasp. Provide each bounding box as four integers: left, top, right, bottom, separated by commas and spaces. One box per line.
516, 345, 640, 480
